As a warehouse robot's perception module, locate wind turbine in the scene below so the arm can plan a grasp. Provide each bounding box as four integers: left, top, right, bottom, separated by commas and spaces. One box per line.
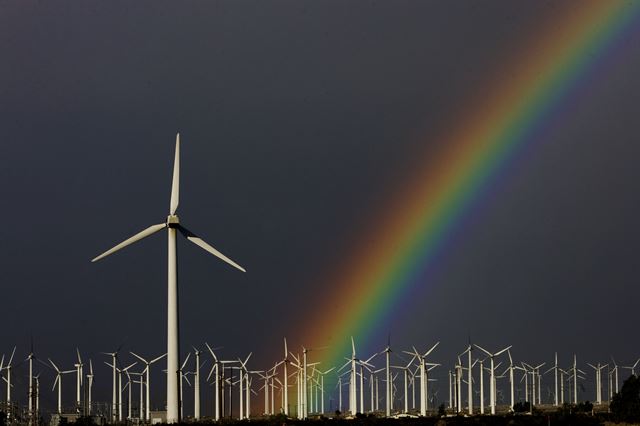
502, 350, 517, 411
404, 341, 439, 416
339, 337, 375, 416
381, 338, 392, 417
298, 345, 325, 417
86, 360, 94, 415
558, 367, 567, 404
279, 338, 293, 416
34, 373, 41, 420
611, 356, 620, 395
105, 360, 137, 421
455, 356, 463, 413
270, 366, 283, 415
49, 359, 76, 414
74, 348, 84, 413
475, 344, 511, 415
205, 343, 233, 421
391, 357, 415, 414
621, 358, 640, 378
522, 362, 545, 407
101, 346, 123, 422
124, 371, 134, 420
237, 353, 252, 420
2, 346, 16, 418
544, 353, 560, 407
191, 347, 205, 420
460, 343, 474, 415
313, 366, 335, 415
26, 341, 38, 425
129, 371, 145, 420
337, 339, 356, 416
177, 353, 191, 419
587, 362, 607, 404
130, 351, 166, 422
91, 133, 246, 423
478, 361, 486, 414
568, 354, 585, 404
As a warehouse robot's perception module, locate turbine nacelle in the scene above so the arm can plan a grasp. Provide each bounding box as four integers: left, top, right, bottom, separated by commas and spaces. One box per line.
167, 215, 180, 227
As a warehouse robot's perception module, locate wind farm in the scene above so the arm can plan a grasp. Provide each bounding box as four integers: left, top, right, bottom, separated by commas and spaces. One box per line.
2, 0, 640, 425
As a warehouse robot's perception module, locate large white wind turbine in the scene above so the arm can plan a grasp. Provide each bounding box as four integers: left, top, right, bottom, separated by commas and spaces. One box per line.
92, 134, 246, 423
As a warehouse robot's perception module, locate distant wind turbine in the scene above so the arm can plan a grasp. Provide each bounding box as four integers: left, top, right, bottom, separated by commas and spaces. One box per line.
130, 351, 166, 422
48, 358, 75, 414
475, 344, 511, 415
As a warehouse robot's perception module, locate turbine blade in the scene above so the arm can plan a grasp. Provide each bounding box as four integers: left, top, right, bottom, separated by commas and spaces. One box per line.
150, 353, 167, 364
338, 360, 351, 372
181, 353, 191, 370
474, 344, 492, 357
123, 362, 137, 372
424, 341, 440, 357
178, 226, 246, 272
49, 358, 60, 372
495, 345, 512, 357
205, 343, 219, 362
8, 346, 16, 366
130, 352, 147, 364
92, 223, 166, 262
170, 133, 180, 215
207, 363, 218, 382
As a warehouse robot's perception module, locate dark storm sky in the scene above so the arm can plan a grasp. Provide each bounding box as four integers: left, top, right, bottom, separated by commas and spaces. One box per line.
1, 0, 639, 411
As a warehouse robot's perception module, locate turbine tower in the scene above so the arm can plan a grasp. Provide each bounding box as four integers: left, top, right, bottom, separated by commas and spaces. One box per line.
92, 134, 246, 423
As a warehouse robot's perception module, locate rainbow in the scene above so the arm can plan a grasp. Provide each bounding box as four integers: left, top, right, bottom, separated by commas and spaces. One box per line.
300, 1, 640, 374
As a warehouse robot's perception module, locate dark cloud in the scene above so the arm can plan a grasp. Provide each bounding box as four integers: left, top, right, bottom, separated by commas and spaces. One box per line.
0, 0, 638, 415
